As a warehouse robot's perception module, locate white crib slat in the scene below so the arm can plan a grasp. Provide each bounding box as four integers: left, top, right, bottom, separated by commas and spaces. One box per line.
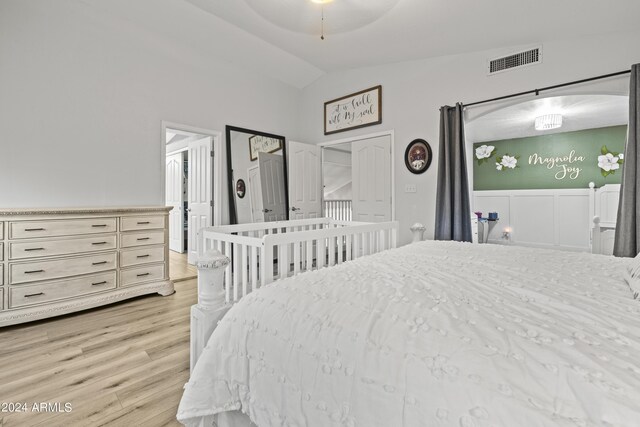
346, 234, 352, 261
293, 241, 301, 275
306, 240, 313, 270
353, 233, 360, 259
242, 245, 249, 297
261, 245, 273, 286
233, 244, 240, 302
251, 246, 258, 291
318, 238, 326, 269
224, 241, 232, 301
329, 236, 336, 266
280, 244, 289, 279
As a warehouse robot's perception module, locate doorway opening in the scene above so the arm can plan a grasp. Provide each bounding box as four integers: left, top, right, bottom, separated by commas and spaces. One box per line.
319, 131, 395, 222
163, 122, 222, 264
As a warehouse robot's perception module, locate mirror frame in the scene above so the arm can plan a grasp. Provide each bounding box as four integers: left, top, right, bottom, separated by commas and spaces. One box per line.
225, 125, 288, 224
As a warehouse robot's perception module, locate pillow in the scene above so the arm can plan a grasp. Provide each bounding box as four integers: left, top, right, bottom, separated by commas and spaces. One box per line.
625, 253, 640, 299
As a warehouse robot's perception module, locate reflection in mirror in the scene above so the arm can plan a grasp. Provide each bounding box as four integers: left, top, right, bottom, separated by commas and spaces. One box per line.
226, 126, 288, 224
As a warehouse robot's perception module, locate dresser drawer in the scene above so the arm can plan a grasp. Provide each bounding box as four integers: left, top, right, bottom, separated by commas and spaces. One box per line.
10, 218, 117, 240
9, 271, 117, 309
121, 230, 165, 248
10, 252, 117, 285
121, 216, 165, 231
0, 222, 4, 239
120, 246, 165, 268
9, 234, 117, 260
0, 264, 3, 286
0, 243, 3, 261
121, 264, 165, 287
0, 288, 3, 310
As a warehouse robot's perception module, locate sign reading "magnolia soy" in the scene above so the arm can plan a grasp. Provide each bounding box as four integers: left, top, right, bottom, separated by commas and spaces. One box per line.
473, 125, 626, 190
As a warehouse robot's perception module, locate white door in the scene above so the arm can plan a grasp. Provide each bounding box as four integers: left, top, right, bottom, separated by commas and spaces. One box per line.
188, 137, 213, 264
352, 135, 392, 222
258, 152, 287, 222
166, 152, 185, 253
288, 141, 322, 220
247, 165, 264, 222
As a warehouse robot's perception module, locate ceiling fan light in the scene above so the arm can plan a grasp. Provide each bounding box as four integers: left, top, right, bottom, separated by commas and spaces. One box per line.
310, 0, 334, 3
535, 114, 563, 131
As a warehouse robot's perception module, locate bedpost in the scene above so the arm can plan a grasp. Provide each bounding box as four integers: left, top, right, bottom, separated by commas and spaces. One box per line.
191, 250, 230, 373
410, 223, 426, 243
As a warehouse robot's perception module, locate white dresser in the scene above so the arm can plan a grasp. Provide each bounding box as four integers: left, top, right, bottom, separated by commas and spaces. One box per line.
0, 207, 174, 327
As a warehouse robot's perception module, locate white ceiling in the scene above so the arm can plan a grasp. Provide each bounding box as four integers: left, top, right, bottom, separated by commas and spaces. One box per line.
80, 0, 640, 89
185, 0, 640, 75
466, 95, 629, 143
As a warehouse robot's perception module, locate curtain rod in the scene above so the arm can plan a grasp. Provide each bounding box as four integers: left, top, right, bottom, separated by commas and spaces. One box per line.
462, 69, 631, 108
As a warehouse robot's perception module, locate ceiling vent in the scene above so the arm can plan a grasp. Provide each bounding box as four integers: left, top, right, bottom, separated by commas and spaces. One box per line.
488, 46, 542, 75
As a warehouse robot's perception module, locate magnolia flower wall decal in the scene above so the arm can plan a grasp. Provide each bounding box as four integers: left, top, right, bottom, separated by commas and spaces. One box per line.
475, 145, 495, 165
495, 154, 519, 171
598, 145, 624, 177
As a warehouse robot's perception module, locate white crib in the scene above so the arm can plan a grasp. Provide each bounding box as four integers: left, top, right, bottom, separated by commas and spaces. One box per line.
190, 218, 398, 372
198, 218, 399, 304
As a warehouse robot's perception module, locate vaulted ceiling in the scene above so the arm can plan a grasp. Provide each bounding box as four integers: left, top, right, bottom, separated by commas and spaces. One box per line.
83, 0, 640, 88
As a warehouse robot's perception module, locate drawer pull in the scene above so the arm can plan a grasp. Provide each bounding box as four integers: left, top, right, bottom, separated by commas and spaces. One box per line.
25, 270, 44, 274
92, 261, 108, 266
92, 241, 108, 246
92, 281, 108, 286
137, 273, 150, 277
137, 254, 150, 258
24, 292, 45, 298
24, 247, 45, 252
24, 228, 45, 232
137, 221, 151, 225
92, 224, 108, 228
137, 237, 150, 241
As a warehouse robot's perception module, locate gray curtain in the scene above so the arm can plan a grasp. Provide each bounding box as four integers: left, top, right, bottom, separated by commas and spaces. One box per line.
435, 103, 472, 242
614, 63, 640, 257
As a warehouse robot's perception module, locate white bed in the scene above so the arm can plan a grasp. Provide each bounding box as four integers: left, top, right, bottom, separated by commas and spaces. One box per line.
178, 240, 640, 426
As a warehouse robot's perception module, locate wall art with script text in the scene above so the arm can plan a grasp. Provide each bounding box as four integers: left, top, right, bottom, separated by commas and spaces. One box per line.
249, 135, 283, 161
473, 125, 627, 190
324, 86, 382, 135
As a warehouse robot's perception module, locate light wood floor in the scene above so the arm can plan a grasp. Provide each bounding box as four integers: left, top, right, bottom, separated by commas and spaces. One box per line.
0, 257, 198, 426
169, 251, 197, 282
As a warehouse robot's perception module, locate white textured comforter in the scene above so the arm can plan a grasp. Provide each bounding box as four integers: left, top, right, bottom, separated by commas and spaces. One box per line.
178, 241, 640, 427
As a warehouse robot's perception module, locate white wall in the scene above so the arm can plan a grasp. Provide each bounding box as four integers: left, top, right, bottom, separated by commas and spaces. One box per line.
299, 31, 640, 245
0, 0, 301, 213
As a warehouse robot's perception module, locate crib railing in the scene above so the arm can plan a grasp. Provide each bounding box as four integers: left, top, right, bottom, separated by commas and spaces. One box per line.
324, 199, 352, 221
200, 218, 398, 304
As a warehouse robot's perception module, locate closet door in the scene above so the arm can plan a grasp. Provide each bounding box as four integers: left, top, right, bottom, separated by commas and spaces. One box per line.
288, 141, 322, 220
352, 135, 392, 222
188, 137, 213, 264
166, 152, 185, 253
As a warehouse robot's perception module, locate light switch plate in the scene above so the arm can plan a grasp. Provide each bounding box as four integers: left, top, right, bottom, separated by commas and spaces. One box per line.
405, 184, 417, 193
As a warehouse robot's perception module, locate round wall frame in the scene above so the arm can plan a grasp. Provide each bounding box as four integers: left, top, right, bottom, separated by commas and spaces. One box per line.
404, 139, 432, 174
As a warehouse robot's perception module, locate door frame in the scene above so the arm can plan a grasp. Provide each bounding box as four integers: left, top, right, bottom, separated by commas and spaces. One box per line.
161, 121, 223, 227
318, 130, 396, 221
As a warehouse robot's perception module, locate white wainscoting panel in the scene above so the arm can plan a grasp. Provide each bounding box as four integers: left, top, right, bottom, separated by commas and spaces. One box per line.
557, 194, 591, 249
595, 184, 620, 227
474, 189, 593, 252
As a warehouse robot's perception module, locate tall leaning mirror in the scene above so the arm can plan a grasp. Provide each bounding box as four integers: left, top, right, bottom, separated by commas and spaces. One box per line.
226, 125, 288, 224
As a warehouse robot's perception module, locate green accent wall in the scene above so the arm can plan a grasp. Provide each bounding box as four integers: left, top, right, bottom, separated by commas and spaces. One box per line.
473, 125, 627, 190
